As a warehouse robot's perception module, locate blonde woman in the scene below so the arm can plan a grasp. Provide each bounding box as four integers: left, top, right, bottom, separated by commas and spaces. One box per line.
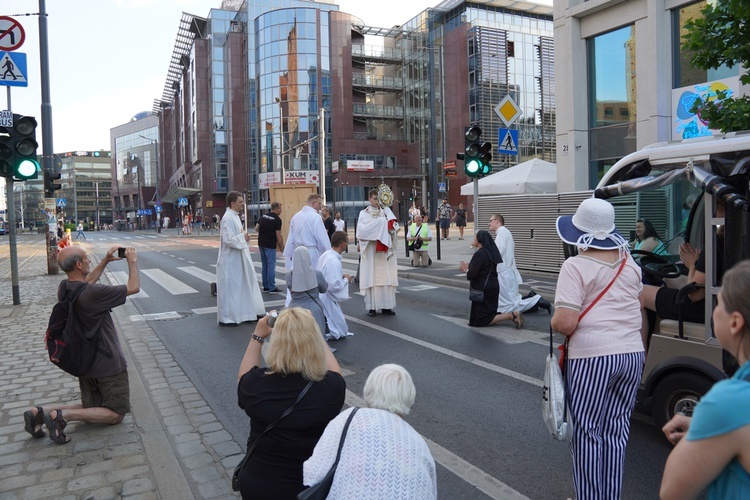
661, 261, 750, 499
236, 308, 345, 498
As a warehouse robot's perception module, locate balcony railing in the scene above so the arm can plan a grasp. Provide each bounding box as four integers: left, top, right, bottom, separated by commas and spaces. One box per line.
352, 75, 405, 90
352, 45, 403, 61
352, 104, 404, 119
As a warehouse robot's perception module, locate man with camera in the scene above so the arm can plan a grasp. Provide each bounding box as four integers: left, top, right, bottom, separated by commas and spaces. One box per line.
408, 215, 432, 267
23, 245, 140, 444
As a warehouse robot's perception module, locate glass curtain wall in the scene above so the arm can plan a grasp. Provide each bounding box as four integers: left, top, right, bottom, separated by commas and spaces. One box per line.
208, 10, 235, 194
256, 9, 329, 176
456, 4, 555, 168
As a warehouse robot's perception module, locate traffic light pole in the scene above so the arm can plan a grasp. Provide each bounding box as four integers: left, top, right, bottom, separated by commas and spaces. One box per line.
5, 177, 21, 305
39, 0, 59, 275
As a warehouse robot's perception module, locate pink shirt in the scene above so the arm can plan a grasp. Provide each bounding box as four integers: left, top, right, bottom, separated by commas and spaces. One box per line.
554, 254, 644, 359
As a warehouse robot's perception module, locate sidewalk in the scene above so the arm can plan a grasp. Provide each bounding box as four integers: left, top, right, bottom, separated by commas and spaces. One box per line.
0, 238, 242, 499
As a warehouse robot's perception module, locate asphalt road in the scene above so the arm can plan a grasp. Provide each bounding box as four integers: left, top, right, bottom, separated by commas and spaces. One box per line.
71, 232, 673, 499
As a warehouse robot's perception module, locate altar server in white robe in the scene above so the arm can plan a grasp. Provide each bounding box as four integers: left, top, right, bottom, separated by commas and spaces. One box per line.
489, 213, 549, 314
216, 191, 265, 326
318, 231, 353, 339
356, 188, 398, 317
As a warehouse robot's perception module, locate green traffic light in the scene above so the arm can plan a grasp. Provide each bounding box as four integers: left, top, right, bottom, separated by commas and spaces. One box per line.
15, 158, 39, 180
465, 159, 481, 175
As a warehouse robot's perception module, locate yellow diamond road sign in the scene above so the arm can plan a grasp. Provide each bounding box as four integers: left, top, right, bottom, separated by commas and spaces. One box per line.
494, 95, 522, 127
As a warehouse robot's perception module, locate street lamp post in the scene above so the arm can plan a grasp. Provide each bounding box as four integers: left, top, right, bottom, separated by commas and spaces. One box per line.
94, 181, 100, 231
275, 97, 286, 184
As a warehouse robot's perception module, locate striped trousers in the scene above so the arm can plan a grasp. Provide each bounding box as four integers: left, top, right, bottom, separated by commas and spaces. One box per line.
566, 352, 644, 500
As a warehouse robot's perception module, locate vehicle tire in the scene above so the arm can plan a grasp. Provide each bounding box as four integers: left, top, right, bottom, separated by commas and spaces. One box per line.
651, 372, 715, 430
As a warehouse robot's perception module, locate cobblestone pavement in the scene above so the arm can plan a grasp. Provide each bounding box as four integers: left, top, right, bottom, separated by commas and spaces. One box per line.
0, 237, 242, 499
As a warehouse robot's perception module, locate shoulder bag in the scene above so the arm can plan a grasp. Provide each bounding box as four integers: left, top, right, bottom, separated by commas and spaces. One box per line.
297, 407, 360, 500
232, 380, 315, 491
469, 249, 492, 303
543, 256, 628, 442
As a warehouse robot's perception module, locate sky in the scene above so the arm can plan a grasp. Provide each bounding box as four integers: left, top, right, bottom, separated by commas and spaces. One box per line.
2, 0, 551, 153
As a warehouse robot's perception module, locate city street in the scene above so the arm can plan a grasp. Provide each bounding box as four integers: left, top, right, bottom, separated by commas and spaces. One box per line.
1, 229, 673, 499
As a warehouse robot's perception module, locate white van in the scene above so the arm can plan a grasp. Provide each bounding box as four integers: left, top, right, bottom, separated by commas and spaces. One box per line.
593, 132, 750, 428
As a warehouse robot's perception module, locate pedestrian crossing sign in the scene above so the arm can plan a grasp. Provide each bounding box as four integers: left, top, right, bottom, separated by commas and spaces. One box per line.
498, 128, 519, 155
0, 51, 28, 88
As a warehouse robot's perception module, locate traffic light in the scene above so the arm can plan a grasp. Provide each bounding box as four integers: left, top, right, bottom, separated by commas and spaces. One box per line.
0, 125, 11, 177
45, 159, 62, 197
479, 141, 493, 175
11, 115, 40, 181
463, 126, 482, 177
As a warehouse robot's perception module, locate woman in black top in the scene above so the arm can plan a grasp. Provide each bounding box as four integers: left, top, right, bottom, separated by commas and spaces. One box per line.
454, 203, 467, 240
237, 308, 345, 499
459, 230, 523, 328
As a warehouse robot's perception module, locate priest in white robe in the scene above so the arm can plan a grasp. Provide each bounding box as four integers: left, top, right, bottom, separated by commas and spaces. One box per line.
216, 191, 265, 326
318, 231, 353, 339
283, 193, 331, 271
356, 188, 398, 316
489, 213, 548, 314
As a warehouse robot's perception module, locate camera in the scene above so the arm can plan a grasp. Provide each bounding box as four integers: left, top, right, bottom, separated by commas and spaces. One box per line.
266, 310, 278, 328
117, 247, 126, 258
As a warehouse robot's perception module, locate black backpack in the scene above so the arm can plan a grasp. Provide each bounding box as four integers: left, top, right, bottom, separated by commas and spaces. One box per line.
45, 283, 110, 377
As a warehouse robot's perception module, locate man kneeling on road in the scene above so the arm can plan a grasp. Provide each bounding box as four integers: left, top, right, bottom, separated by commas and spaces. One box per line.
23, 245, 140, 444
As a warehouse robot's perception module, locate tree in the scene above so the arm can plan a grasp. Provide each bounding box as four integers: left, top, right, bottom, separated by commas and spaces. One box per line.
682, 0, 750, 132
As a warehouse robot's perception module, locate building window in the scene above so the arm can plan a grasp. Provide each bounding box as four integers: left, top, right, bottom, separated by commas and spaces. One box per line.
587, 25, 637, 187
672, 1, 738, 88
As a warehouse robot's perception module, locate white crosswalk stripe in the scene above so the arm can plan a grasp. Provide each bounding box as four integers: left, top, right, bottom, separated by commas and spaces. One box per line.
178, 266, 216, 283
111, 271, 149, 298
141, 268, 198, 294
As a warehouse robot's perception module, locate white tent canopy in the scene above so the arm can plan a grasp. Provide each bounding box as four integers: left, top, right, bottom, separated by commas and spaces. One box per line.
460, 158, 557, 196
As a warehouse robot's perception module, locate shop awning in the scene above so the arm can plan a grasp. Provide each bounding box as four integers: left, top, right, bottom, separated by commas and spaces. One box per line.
160, 186, 201, 204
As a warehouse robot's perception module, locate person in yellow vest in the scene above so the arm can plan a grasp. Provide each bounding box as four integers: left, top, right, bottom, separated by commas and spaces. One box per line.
408, 215, 432, 267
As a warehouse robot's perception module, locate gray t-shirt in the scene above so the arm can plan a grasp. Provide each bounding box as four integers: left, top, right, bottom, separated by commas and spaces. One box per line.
58, 280, 128, 378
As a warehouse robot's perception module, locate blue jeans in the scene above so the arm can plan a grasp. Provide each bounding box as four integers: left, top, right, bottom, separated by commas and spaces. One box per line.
259, 246, 277, 291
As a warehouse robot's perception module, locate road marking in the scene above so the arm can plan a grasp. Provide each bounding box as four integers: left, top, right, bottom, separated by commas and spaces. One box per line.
130, 311, 183, 322
178, 266, 216, 283
346, 316, 543, 388
192, 306, 217, 315
343, 391, 530, 500
111, 271, 149, 298
401, 284, 438, 292
435, 315, 554, 347
142, 268, 198, 295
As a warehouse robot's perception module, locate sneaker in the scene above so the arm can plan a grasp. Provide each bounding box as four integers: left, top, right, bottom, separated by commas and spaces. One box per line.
267, 288, 278, 294
263, 288, 270, 292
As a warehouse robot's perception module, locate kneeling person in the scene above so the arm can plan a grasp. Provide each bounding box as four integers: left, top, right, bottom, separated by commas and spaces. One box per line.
24, 245, 140, 444
318, 231, 354, 339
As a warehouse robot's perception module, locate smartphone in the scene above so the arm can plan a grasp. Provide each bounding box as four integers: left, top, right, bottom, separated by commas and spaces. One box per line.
267, 310, 278, 328
118, 247, 126, 258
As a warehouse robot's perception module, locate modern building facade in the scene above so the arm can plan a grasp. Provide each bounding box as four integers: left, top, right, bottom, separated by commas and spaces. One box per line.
55, 151, 113, 228
554, 0, 744, 191
152, 0, 555, 223
110, 113, 160, 229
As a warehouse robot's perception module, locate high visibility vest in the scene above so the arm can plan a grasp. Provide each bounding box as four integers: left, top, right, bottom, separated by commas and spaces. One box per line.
409, 223, 429, 250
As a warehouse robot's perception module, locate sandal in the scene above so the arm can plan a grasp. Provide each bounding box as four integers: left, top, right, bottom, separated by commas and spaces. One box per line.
43, 409, 70, 444
512, 311, 524, 329
23, 406, 46, 438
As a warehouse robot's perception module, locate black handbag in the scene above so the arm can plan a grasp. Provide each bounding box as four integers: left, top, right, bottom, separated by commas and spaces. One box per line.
297, 407, 359, 500
469, 268, 491, 303
232, 380, 314, 492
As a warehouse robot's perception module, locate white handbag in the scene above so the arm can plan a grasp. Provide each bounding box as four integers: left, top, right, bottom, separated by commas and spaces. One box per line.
543, 326, 573, 441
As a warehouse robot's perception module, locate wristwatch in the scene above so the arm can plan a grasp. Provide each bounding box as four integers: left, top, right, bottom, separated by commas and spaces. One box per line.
251, 334, 265, 344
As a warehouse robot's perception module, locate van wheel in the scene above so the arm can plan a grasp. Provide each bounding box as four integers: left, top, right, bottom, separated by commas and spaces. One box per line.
651, 372, 714, 429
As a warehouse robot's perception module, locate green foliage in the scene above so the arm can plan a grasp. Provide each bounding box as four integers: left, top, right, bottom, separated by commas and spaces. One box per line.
682, 0, 750, 132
